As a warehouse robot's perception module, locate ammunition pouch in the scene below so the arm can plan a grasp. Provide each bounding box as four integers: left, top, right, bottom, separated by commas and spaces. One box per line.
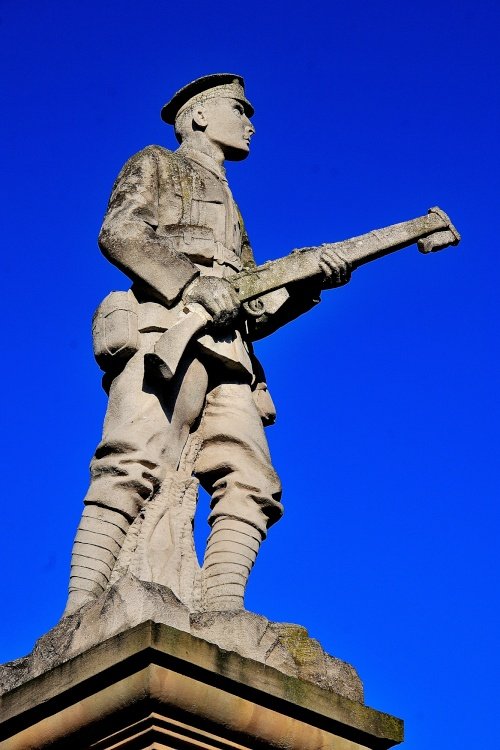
92, 290, 139, 371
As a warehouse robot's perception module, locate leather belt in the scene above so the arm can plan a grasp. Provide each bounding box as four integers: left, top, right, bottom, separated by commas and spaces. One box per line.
213, 242, 242, 271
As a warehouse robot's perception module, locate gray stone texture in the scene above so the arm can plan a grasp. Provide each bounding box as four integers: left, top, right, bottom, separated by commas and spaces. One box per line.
63, 73, 459, 620
0, 573, 363, 703
0, 621, 403, 750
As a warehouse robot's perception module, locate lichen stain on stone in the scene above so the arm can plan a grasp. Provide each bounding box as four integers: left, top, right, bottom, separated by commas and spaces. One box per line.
276, 625, 320, 666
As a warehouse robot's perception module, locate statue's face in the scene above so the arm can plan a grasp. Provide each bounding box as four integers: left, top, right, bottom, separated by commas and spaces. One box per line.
202, 97, 255, 161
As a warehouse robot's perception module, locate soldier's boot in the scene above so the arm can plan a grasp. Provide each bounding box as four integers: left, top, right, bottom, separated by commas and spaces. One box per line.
62, 504, 130, 617
201, 516, 262, 611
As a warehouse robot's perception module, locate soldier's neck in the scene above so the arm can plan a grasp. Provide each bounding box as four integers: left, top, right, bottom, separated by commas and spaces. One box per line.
179, 134, 226, 169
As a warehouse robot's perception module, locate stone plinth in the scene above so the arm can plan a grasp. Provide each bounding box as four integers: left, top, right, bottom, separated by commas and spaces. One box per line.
0, 620, 403, 750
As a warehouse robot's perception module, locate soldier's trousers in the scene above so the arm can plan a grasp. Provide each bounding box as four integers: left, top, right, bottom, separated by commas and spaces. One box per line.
83, 332, 283, 539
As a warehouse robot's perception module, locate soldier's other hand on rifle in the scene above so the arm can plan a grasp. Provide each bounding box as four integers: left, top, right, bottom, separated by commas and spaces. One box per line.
183, 276, 241, 328
319, 248, 352, 288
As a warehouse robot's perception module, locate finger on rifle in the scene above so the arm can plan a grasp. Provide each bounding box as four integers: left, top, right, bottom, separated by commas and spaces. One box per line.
319, 260, 333, 277
226, 286, 241, 313
325, 249, 349, 271
219, 289, 236, 312
228, 284, 240, 307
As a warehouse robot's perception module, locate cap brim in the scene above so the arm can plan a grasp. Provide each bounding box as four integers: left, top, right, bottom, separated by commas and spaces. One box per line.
161, 73, 253, 124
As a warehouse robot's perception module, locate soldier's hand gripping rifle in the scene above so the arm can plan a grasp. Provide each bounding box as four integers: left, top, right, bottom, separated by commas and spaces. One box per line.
145, 207, 460, 381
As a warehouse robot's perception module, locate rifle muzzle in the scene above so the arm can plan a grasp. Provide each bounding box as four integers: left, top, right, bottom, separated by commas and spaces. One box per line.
417, 207, 461, 253
418, 229, 458, 254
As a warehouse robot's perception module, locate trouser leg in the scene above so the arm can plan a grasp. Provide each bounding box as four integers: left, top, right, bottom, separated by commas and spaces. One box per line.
194, 381, 283, 610
85, 342, 209, 518
64, 340, 209, 615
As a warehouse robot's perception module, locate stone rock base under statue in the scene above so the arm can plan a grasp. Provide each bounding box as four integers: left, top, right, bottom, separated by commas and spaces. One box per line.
0, 617, 403, 750
1, 574, 365, 702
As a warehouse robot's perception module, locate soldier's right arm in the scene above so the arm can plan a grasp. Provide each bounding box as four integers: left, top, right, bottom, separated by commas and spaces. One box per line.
98, 146, 199, 306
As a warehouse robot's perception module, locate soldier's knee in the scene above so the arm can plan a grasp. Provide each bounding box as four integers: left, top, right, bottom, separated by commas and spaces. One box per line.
86, 442, 163, 520
208, 471, 283, 538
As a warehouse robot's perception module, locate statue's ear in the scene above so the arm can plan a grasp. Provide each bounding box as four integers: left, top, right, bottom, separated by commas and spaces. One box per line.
192, 106, 208, 131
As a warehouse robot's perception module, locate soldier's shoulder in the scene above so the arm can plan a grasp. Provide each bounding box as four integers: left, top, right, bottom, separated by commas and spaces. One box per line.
126, 144, 176, 164
133, 145, 194, 176
114, 146, 183, 184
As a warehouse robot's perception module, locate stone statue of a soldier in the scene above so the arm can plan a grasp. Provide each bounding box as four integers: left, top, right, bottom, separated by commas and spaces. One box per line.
63, 74, 350, 617
0, 71, 459, 727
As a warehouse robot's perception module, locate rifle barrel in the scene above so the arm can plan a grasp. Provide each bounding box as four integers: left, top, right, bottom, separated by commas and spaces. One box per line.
231, 207, 459, 302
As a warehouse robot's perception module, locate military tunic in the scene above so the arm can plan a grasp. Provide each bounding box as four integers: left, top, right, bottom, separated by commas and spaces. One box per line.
84, 145, 285, 537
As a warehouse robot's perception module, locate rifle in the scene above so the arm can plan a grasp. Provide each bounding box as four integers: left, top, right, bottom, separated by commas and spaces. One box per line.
145, 206, 460, 381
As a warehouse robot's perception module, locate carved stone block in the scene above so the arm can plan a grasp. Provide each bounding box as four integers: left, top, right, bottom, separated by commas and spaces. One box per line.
0, 621, 403, 750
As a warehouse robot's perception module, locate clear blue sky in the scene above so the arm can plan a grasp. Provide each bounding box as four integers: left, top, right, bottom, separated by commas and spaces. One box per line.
1, 1, 498, 747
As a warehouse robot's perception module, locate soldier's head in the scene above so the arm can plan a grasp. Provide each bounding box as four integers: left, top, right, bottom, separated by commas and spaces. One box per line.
161, 74, 255, 161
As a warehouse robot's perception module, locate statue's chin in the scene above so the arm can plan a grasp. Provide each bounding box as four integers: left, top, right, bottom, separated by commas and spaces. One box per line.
224, 145, 250, 162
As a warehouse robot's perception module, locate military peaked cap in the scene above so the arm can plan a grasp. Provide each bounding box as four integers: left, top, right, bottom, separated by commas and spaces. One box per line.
161, 73, 254, 124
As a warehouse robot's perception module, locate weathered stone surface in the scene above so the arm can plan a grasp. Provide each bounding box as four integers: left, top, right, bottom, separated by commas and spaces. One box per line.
62, 71, 458, 631
0, 574, 362, 703
190, 610, 362, 699
0, 621, 403, 750
64, 74, 289, 619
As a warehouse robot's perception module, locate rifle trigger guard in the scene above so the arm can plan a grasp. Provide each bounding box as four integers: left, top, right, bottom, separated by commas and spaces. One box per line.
243, 298, 266, 317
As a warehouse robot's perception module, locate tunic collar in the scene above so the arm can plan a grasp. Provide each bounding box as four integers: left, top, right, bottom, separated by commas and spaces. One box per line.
178, 145, 227, 183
